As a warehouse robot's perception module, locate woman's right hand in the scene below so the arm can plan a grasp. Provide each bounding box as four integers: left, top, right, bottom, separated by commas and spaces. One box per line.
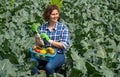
35, 34, 44, 46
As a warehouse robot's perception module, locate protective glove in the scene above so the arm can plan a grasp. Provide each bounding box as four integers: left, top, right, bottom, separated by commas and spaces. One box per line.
40, 33, 53, 43
40, 33, 50, 42
31, 23, 38, 34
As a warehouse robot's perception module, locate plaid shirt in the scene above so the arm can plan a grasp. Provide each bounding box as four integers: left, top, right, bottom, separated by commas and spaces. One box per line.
38, 22, 70, 53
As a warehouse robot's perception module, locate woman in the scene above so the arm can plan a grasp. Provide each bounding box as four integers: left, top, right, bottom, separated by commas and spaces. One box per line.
31, 4, 70, 76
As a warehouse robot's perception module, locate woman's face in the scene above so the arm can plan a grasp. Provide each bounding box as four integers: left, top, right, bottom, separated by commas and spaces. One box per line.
49, 9, 59, 23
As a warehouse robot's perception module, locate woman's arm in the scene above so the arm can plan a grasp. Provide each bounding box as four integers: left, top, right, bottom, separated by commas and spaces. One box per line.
51, 25, 70, 50
51, 41, 64, 49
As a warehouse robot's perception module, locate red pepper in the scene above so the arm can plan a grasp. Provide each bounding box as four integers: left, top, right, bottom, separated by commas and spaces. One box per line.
35, 49, 40, 52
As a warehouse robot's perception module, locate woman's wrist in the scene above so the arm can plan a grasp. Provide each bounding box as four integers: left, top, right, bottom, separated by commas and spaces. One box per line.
49, 40, 53, 44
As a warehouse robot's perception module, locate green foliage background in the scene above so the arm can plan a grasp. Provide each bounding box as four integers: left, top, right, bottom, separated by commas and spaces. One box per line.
0, 0, 120, 77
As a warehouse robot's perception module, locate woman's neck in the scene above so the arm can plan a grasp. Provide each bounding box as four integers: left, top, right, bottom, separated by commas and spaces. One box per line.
48, 21, 56, 27
48, 22, 56, 31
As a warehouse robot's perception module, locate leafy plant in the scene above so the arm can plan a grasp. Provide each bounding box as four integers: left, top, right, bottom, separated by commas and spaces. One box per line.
0, 0, 120, 77
62, 0, 120, 77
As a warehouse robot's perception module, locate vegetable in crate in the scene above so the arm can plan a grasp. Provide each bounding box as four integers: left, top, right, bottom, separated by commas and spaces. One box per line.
32, 46, 37, 50
46, 47, 54, 54
35, 49, 40, 52
39, 49, 47, 54
32, 46, 41, 53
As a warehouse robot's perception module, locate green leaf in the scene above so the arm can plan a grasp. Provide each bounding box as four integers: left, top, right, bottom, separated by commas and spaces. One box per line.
100, 65, 115, 77
68, 68, 83, 77
0, 59, 17, 77
31, 23, 38, 34
96, 45, 107, 58
71, 48, 87, 73
9, 0, 14, 6
85, 61, 99, 74
50, 0, 63, 8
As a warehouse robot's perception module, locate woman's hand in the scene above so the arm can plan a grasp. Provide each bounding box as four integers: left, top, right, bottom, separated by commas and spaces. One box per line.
40, 33, 50, 42
35, 34, 44, 46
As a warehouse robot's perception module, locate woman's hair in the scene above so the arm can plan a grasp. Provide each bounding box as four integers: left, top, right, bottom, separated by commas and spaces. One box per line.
43, 4, 59, 21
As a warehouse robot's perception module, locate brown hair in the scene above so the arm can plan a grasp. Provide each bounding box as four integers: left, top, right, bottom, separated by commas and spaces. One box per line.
43, 4, 59, 21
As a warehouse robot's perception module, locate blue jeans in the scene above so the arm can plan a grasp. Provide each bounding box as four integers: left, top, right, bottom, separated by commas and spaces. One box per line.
30, 53, 65, 75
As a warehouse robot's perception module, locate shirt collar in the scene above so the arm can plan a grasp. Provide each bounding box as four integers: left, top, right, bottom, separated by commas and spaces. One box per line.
45, 22, 58, 30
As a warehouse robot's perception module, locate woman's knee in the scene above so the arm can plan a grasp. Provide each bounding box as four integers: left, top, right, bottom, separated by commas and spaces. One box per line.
45, 63, 55, 74
46, 63, 54, 70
